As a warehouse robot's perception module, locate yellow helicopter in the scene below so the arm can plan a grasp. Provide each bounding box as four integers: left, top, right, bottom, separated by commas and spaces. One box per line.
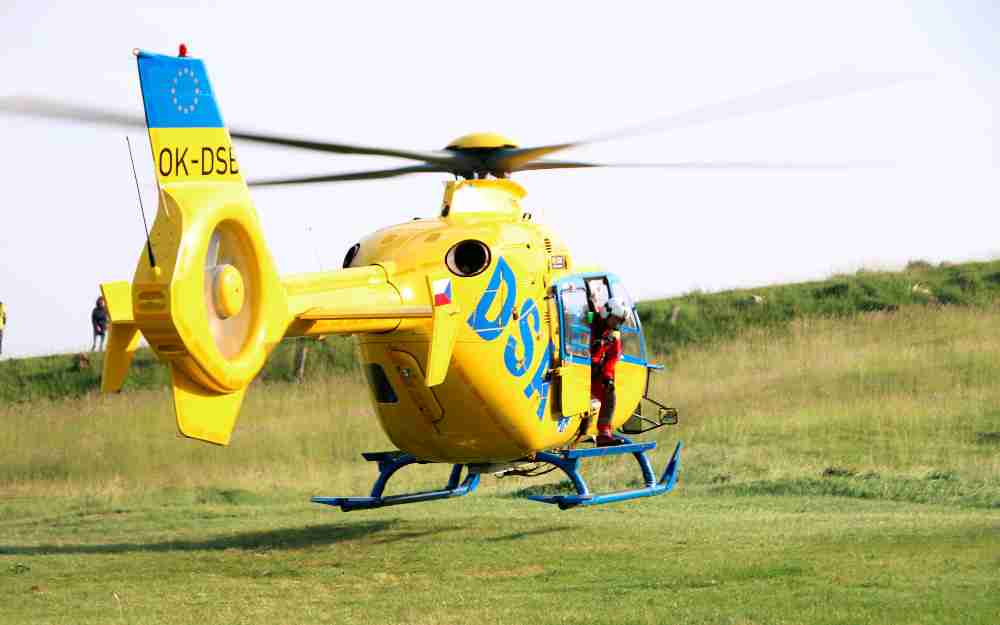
5, 47, 901, 510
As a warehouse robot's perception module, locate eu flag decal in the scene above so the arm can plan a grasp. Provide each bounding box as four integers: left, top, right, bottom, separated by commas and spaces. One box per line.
137, 51, 223, 129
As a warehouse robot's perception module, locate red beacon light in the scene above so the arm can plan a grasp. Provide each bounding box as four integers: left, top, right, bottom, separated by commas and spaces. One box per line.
178, 43, 188, 57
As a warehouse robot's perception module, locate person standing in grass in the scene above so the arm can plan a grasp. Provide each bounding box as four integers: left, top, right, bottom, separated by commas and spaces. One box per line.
0, 301, 6, 356
91, 297, 108, 352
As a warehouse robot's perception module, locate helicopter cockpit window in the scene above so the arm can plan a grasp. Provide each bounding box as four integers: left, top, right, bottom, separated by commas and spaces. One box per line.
559, 282, 591, 361
610, 281, 645, 362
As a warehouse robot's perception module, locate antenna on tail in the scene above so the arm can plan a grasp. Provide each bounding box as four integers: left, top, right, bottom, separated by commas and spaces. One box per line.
125, 136, 156, 269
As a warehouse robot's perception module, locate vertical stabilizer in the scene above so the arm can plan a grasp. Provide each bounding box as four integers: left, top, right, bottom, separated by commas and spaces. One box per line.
136, 50, 242, 186
114, 49, 290, 444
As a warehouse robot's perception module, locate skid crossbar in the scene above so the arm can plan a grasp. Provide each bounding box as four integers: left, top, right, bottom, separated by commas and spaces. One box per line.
526, 439, 683, 510
312, 451, 480, 512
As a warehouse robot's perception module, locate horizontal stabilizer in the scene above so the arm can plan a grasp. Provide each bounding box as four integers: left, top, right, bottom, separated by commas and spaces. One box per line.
171, 365, 248, 446
100, 281, 141, 393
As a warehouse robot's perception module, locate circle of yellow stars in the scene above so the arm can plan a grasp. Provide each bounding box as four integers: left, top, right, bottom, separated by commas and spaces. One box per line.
170, 67, 201, 115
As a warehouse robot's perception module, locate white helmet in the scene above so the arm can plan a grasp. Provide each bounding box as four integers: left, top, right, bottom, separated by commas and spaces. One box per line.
599, 297, 629, 321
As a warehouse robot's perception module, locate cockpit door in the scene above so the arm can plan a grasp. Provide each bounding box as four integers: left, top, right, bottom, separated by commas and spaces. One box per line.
554, 277, 592, 417
554, 274, 652, 422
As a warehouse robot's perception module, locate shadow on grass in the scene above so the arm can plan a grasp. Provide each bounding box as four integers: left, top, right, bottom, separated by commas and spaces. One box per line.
504, 482, 578, 499
486, 526, 575, 542
369, 526, 463, 545
0, 519, 416, 556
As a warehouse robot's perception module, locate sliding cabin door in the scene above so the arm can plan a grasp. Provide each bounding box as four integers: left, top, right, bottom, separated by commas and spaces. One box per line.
554, 277, 592, 417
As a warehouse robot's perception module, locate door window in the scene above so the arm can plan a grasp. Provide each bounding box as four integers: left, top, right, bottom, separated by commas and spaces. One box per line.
557, 280, 591, 362
585, 277, 610, 314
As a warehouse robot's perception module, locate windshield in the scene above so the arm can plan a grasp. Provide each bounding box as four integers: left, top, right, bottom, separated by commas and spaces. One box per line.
557, 275, 647, 365
610, 280, 645, 361
585, 277, 610, 314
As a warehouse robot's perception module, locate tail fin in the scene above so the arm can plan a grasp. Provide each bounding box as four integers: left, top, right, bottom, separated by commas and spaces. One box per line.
136, 50, 243, 186
101, 49, 290, 445
102, 49, 462, 445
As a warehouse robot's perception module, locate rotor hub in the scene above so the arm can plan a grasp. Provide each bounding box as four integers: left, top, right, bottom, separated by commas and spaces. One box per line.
446, 132, 519, 151
212, 264, 246, 320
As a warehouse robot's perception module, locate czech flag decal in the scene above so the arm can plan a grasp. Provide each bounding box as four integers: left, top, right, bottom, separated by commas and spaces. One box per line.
432, 278, 453, 306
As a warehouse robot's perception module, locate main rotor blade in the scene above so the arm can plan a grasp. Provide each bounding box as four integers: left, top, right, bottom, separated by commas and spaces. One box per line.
0, 95, 145, 127
247, 164, 449, 187
228, 130, 468, 167
0, 95, 470, 168
516, 159, 886, 172
493, 69, 921, 172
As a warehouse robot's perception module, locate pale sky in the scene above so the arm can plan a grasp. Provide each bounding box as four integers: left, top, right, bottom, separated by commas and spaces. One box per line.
0, 1, 997, 357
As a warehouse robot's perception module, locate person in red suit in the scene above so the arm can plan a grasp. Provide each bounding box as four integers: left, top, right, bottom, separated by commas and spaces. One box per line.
591, 297, 629, 447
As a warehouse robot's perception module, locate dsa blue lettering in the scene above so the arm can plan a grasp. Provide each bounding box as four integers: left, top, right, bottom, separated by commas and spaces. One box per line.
523, 341, 553, 420
503, 299, 539, 377
467, 257, 516, 341
467, 256, 553, 421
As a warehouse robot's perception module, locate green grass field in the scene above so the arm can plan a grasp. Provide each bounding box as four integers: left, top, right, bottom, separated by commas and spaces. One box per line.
2, 494, 995, 625
2, 264, 999, 624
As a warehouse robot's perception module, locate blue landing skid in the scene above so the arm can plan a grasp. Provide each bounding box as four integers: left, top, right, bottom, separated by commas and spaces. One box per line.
526, 439, 683, 510
311, 451, 480, 512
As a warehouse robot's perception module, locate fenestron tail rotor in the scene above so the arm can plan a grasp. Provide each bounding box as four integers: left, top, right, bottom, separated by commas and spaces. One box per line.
204, 225, 256, 359
92, 50, 294, 447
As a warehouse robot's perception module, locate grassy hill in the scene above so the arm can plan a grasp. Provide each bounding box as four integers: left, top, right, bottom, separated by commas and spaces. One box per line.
1, 257, 996, 507
639, 258, 1000, 352
2, 259, 997, 625
3, 258, 998, 403
2, 294, 996, 508
0, 335, 359, 404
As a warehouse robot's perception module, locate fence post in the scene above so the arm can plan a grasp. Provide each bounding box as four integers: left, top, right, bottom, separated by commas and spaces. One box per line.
294, 339, 309, 382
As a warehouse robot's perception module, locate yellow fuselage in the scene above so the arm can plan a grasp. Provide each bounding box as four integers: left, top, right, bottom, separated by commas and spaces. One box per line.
99, 50, 650, 460
286, 179, 645, 463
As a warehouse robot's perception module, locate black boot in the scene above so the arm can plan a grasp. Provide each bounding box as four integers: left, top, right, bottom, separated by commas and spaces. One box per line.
596, 433, 625, 447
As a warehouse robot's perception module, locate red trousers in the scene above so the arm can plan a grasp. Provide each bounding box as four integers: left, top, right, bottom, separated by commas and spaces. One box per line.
591, 379, 617, 432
